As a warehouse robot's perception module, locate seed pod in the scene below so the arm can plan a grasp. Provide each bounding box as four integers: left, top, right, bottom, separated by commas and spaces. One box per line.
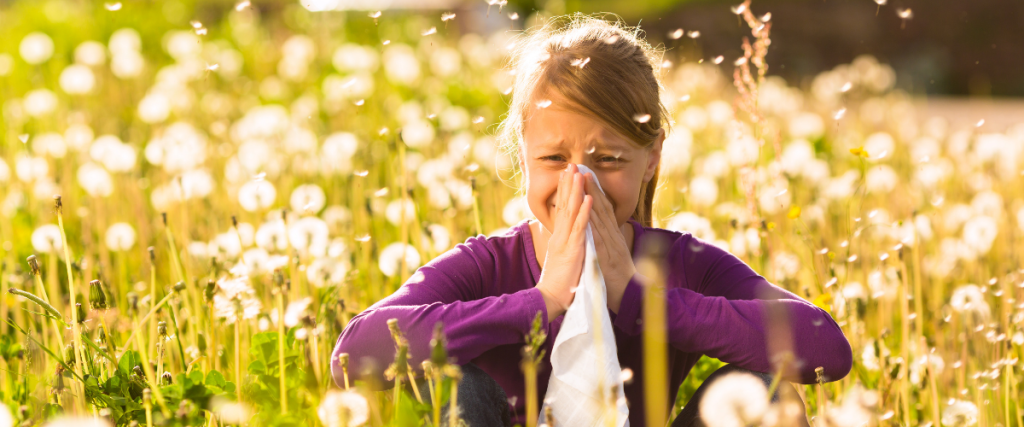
148, 246, 156, 263
64, 344, 76, 365
198, 332, 207, 353
27, 255, 41, 276
75, 303, 87, 324
143, 388, 152, 405
204, 280, 216, 303
157, 321, 168, 337
89, 280, 107, 310
162, 371, 173, 385
430, 322, 448, 368
173, 281, 186, 293
127, 292, 139, 313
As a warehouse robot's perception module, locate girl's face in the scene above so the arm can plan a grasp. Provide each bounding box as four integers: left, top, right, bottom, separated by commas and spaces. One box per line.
520, 89, 664, 235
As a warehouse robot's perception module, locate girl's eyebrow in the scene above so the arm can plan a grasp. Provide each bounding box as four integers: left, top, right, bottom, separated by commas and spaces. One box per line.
537, 138, 629, 152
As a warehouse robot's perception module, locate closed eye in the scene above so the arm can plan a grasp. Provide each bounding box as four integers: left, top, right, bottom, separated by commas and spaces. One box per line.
541, 155, 621, 163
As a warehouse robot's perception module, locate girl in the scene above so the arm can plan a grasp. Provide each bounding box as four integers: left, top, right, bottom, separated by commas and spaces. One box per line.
332, 13, 852, 427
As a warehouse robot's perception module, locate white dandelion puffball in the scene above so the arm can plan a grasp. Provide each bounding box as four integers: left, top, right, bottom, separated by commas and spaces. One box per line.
15, 154, 49, 182
688, 175, 718, 208
238, 181, 276, 211
788, 112, 825, 139
75, 41, 107, 66
400, 119, 436, 149
20, 32, 54, 64
385, 199, 417, 226
863, 132, 895, 161
1, 401, 12, 427
109, 28, 141, 55
780, 139, 815, 176
138, 92, 171, 123
962, 215, 998, 256
105, 222, 136, 251
255, 220, 288, 252
290, 184, 326, 214
726, 134, 760, 166
699, 372, 769, 427
307, 257, 349, 287
664, 212, 716, 242
941, 400, 978, 426
59, 64, 96, 95
426, 224, 452, 253
318, 390, 369, 427
950, 284, 990, 320
31, 224, 63, 254
76, 162, 114, 197
378, 242, 421, 277
24, 89, 59, 117
288, 217, 330, 257
660, 126, 693, 174
383, 44, 420, 85
865, 165, 899, 194
284, 297, 313, 328
89, 135, 137, 172
332, 43, 379, 72
0, 54, 12, 76
30, 133, 67, 158
502, 196, 532, 226
111, 51, 144, 78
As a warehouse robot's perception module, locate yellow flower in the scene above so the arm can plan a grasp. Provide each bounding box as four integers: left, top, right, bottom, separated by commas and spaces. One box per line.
849, 146, 869, 158
787, 206, 801, 219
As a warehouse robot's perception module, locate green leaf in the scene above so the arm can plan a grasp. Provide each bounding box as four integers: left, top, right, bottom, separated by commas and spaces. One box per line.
206, 370, 227, 388
118, 350, 142, 377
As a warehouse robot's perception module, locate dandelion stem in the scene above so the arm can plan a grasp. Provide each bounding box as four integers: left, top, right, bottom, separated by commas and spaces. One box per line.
277, 288, 288, 414
55, 196, 89, 413
120, 292, 176, 353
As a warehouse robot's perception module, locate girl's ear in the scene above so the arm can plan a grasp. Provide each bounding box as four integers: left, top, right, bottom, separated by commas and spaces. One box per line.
643, 129, 665, 183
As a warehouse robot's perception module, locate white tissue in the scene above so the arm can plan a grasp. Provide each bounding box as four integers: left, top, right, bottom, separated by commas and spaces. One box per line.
540, 164, 629, 427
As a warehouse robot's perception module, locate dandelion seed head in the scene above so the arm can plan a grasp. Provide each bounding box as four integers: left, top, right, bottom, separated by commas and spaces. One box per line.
687, 30, 701, 38
699, 372, 769, 426
668, 29, 684, 40
422, 27, 437, 36
897, 8, 913, 19
319, 390, 369, 427
712, 55, 724, 64
104, 2, 122, 11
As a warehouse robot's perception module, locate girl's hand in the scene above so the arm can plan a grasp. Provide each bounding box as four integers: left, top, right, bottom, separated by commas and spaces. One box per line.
536, 164, 593, 319
582, 172, 637, 314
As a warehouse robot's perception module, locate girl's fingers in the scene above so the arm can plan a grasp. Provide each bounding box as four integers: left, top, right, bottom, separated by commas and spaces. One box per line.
566, 172, 584, 225
573, 195, 593, 241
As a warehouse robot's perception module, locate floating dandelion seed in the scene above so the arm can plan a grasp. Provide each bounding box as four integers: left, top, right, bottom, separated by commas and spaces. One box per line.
679, 94, 691, 102
190, 20, 203, 29
875, 0, 886, 4
252, 172, 266, 182
441, 12, 456, 22
897, 8, 913, 18
570, 57, 591, 69
354, 170, 369, 177
104, 2, 122, 11
603, 35, 619, 44
368, 11, 381, 18
508, 12, 519, 20
206, 63, 219, 71
354, 99, 365, 106
760, 12, 771, 21
661, 60, 673, 69
373, 187, 389, 197
502, 86, 513, 95
586, 146, 597, 154
668, 29, 684, 40
536, 99, 552, 109
355, 234, 371, 242
687, 30, 701, 38
382, 40, 390, 45
472, 116, 485, 124
235, 0, 250, 10
712, 55, 724, 64
730, 2, 748, 15
734, 57, 747, 66
975, 119, 985, 127
195, 28, 207, 36
422, 27, 437, 36
633, 113, 652, 124
19, 134, 29, 143
834, 108, 847, 120
841, 82, 853, 92
378, 127, 389, 135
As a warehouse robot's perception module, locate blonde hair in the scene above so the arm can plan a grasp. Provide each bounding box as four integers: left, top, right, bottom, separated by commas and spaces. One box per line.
495, 13, 672, 228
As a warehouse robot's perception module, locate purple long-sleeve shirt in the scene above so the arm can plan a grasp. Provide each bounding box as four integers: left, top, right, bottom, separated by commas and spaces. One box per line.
332, 218, 852, 426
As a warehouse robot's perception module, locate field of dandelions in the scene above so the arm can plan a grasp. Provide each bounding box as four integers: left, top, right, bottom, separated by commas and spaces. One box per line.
1, 0, 1023, 426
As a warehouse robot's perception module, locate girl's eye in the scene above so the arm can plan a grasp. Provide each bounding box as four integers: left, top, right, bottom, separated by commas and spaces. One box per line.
600, 157, 619, 163
542, 155, 564, 162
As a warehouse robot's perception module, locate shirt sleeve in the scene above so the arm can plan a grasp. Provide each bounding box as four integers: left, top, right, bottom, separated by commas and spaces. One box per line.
330, 234, 549, 389
611, 233, 852, 384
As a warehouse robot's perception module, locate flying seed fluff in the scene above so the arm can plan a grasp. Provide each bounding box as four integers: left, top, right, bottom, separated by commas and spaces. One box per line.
495, 12, 673, 228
